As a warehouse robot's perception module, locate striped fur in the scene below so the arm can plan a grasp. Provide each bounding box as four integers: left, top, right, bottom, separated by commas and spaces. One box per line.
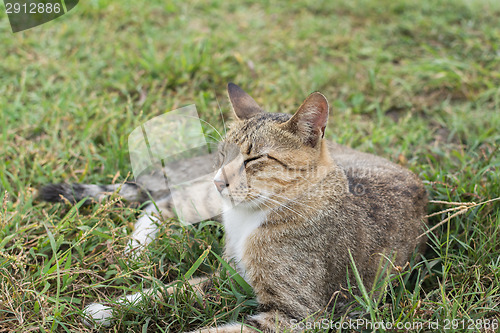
40, 83, 427, 332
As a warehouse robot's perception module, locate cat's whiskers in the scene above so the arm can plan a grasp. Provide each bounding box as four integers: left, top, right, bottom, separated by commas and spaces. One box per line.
269, 192, 316, 211
265, 191, 316, 216
239, 191, 283, 218
256, 193, 307, 220
257, 189, 314, 211
253, 195, 286, 220
205, 134, 222, 143
182, 114, 225, 142
268, 199, 307, 220
270, 199, 307, 220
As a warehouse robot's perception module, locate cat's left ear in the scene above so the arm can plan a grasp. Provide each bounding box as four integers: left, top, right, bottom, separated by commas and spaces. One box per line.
281, 92, 329, 147
227, 83, 264, 120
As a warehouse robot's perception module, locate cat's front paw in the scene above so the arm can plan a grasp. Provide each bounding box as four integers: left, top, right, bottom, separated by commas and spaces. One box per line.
124, 219, 158, 258
124, 238, 146, 258
185, 324, 256, 333
82, 302, 113, 327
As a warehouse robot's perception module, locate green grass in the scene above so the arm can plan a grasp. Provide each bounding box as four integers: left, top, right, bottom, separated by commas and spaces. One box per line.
1, 0, 500, 331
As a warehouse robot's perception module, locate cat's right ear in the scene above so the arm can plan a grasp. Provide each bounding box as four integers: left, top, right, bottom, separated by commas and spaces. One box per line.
227, 83, 263, 120
281, 92, 329, 147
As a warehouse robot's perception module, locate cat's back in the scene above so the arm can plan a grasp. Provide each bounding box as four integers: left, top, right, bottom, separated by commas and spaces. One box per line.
327, 141, 427, 261
328, 141, 426, 206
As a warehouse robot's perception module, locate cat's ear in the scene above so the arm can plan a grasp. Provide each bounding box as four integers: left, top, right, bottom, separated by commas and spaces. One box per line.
227, 83, 263, 120
281, 92, 329, 147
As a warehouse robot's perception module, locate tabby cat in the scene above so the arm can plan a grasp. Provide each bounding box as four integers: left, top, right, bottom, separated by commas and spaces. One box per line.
40, 83, 428, 332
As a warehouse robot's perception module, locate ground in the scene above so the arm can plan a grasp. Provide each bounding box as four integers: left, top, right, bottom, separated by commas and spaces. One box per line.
0, 0, 499, 332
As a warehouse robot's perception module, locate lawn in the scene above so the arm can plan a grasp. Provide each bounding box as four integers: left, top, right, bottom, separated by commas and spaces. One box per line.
1, 0, 499, 332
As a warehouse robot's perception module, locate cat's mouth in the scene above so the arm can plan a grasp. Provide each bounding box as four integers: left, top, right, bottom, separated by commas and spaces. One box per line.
213, 178, 263, 209
218, 187, 287, 212
216, 185, 252, 205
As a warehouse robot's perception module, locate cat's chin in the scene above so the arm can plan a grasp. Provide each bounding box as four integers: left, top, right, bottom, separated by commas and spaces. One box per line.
220, 196, 263, 212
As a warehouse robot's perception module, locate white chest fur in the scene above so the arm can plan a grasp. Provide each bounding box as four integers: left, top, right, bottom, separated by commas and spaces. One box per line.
223, 204, 267, 279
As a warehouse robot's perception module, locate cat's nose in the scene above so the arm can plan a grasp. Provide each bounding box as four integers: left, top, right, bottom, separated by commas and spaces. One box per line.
214, 179, 228, 193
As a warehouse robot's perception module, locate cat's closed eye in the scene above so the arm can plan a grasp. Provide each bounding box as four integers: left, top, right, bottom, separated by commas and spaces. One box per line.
243, 154, 267, 167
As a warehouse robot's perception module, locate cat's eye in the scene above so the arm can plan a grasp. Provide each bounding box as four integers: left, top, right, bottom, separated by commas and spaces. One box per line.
243, 154, 267, 167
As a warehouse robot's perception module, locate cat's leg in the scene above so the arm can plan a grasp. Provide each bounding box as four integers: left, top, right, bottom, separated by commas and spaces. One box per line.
186, 324, 255, 333
82, 288, 157, 327
125, 196, 175, 256
186, 311, 297, 333
82, 276, 211, 327
126, 179, 223, 256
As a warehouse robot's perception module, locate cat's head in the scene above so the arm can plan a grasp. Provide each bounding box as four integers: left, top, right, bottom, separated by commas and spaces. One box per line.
214, 83, 334, 209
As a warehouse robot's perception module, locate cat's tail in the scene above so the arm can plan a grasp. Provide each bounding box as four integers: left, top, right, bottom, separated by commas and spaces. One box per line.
38, 182, 151, 205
